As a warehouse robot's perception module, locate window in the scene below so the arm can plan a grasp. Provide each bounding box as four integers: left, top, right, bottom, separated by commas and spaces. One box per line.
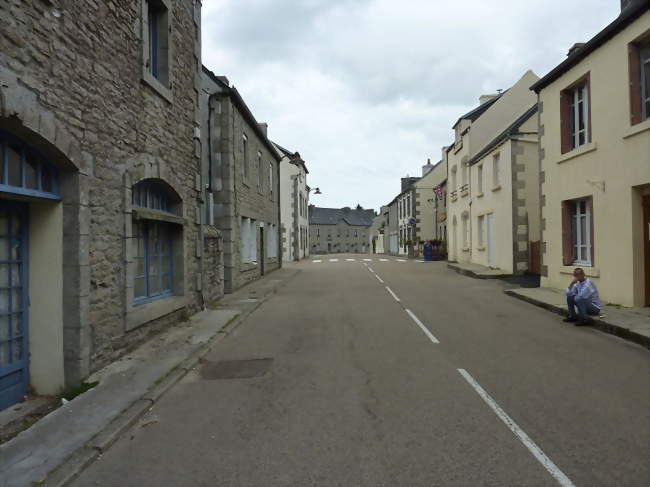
477, 215, 485, 247
257, 152, 262, 189
562, 198, 593, 266
630, 40, 650, 124
462, 214, 469, 249
240, 217, 257, 263
142, 0, 172, 100
406, 194, 411, 216
242, 134, 249, 181
461, 162, 467, 187
451, 166, 457, 191
492, 153, 500, 187
477, 164, 483, 194
269, 162, 273, 195
355, 230, 358, 238
560, 78, 590, 153
133, 220, 173, 303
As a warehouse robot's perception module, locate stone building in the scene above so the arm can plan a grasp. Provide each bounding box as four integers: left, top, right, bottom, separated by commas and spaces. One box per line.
201, 67, 282, 294
531, 0, 650, 306
0, 0, 205, 410
276, 143, 310, 262
309, 206, 375, 254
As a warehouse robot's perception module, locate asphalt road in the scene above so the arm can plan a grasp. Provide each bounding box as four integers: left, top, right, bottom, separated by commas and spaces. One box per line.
71, 255, 650, 487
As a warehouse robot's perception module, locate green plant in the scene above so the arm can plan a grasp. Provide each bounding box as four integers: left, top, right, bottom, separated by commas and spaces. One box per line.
62, 381, 99, 401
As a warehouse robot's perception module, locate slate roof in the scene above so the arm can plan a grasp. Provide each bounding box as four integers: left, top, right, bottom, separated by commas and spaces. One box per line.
531, 1, 649, 93
309, 207, 375, 226
452, 93, 504, 129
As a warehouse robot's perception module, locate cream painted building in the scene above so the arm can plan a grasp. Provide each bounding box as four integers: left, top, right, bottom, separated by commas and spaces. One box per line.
532, 1, 650, 307
414, 159, 447, 243
277, 143, 310, 262
447, 70, 540, 267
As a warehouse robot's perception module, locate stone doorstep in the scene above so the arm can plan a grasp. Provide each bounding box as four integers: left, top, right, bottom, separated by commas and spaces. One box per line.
504, 288, 650, 350
447, 262, 510, 279
1, 267, 300, 487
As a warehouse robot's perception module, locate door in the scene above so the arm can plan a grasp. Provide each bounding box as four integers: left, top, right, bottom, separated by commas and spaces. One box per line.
643, 195, 650, 306
0, 202, 28, 411
486, 213, 496, 267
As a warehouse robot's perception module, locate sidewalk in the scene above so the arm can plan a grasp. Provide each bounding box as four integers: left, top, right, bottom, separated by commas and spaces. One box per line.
448, 261, 509, 279
0, 267, 299, 487
505, 287, 650, 349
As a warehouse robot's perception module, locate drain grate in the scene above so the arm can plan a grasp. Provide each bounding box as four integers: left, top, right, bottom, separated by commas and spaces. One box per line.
200, 358, 273, 380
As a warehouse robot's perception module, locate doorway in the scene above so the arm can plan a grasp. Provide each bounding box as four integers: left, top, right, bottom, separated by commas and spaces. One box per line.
486, 213, 496, 267
643, 195, 650, 306
0, 202, 28, 411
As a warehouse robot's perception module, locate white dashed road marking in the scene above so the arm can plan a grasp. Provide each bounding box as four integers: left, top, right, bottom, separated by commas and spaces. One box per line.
385, 286, 400, 302
405, 309, 439, 344
329, 259, 339, 262
363, 259, 372, 262
312, 260, 322, 263
375, 274, 384, 284
346, 258, 356, 262
397, 259, 407, 262
368, 267, 375, 273
458, 369, 575, 487
379, 258, 389, 262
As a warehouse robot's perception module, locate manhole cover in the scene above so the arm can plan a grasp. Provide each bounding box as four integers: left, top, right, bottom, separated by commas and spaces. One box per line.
200, 359, 273, 380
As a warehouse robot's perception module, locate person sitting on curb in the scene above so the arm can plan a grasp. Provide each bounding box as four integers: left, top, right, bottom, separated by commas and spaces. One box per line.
564, 268, 601, 326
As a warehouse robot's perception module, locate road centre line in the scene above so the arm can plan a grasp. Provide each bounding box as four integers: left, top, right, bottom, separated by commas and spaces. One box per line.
312, 260, 322, 263
457, 369, 575, 487
368, 267, 375, 273
375, 274, 384, 284
405, 309, 439, 344
385, 286, 400, 302
329, 258, 339, 262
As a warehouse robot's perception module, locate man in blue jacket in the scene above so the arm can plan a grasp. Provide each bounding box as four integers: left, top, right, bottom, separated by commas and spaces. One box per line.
564, 268, 601, 326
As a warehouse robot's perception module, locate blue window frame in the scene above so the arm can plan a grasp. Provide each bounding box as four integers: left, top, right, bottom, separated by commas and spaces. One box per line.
132, 179, 173, 213
148, 3, 159, 78
0, 131, 60, 200
132, 220, 173, 304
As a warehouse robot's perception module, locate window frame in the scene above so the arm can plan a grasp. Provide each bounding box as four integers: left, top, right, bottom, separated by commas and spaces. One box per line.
257, 151, 262, 190
492, 153, 500, 188
477, 215, 485, 247
562, 197, 594, 267
242, 134, 249, 182
132, 220, 174, 305
141, 0, 173, 102
560, 74, 591, 154
477, 164, 483, 194
641, 43, 650, 121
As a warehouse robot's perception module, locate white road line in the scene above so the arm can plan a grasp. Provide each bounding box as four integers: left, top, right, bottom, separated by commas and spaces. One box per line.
346, 258, 356, 262
457, 369, 575, 487
363, 258, 372, 262
329, 259, 339, 262
368, 267, 375, 273
375, 274, 384, 284
397, 259, 407, 262
404, 309, 439, 344
312, 260, 322, 263
385, 286, 400, 302
379, 258, 389, 262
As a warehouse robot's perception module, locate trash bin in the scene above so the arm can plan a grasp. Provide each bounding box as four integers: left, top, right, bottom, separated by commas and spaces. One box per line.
423, 241, 433, 261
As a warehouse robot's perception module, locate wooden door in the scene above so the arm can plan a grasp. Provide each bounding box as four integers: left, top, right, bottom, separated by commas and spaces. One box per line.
643, 195, 650, 306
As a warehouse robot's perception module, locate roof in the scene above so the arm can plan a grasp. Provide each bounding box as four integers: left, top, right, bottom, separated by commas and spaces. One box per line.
452, 93, 504, 129
468, 104, 539, 165
309, 207, 375, 226
531, 1, 649, 92
202, 65, 282, 162
272, 141, 309, 174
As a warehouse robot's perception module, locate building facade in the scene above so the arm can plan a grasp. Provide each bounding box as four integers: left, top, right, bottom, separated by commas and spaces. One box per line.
201, 67, 281, 294
414, 159, 448, 243
277, 144, 309, 262
309, 206, 374, 254
0, 0, 204, 410
447, 70, 540, 271
396, 177, 419, 255
369, 205, 389, 254
532, 0, 650, 306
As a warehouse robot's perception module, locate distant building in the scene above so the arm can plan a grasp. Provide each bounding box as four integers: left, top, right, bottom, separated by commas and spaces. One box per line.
369, 206, 389, 254
309, 206, 375, 254
276, 144, 310, 262
201, 67, 282, 294
414, 158, 448, 243
531, 0, 650, 306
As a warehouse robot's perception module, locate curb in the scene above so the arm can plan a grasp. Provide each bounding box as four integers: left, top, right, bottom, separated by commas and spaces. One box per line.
504, 289, 650, 350
448, 263, 509, 280
43, 269, 300, 487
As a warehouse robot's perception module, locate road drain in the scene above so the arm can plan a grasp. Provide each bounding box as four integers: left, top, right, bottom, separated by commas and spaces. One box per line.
200, 358, 273, 380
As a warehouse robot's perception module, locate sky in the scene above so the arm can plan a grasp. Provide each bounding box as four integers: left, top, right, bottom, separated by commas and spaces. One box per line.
202, 0, 621, 211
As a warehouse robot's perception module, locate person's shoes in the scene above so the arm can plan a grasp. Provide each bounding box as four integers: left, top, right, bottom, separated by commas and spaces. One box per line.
575, 318, 591, 326
563, 316, 577, 323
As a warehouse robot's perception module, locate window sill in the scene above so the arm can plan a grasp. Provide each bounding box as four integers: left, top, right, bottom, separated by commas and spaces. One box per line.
461, 190, 469, 198
462, 247, 470, 252
559, 265, 599, 278
450, 196, 458, 202
142, 71, 173, 103
491, 185, 501, 192
557, 141, 597, 164
133, 208, 186, 225
477, 246, 485, 251
476, 192, 484, 198
623, 118, 650, 139
241, 261, 259, 271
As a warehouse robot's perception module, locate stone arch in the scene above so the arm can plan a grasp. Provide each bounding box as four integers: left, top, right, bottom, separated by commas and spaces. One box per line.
0, 73, 90, 390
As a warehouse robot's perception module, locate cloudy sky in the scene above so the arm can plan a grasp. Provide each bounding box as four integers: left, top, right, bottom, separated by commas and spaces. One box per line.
202, 0, 620, 210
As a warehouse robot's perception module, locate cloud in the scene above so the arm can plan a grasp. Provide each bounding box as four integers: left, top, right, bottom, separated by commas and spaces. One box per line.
202, 0, 621, 209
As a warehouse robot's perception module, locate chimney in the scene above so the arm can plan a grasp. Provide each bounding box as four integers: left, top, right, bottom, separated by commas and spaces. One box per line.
258, 123, 268, 138
422, 158, 434, 177
479, 94, 499, 105
567, 42, 586, 57
216, 75, 229, 86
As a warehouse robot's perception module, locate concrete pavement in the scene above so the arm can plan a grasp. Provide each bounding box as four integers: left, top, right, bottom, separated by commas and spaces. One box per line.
65, 255, 650, 487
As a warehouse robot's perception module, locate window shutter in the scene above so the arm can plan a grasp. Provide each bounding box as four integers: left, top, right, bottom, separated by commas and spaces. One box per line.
561, 200, 574, 266
629, 43, 642, 125
560, 91, 572, 154
587, 197, 595, 265
585, 74, 592, 143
